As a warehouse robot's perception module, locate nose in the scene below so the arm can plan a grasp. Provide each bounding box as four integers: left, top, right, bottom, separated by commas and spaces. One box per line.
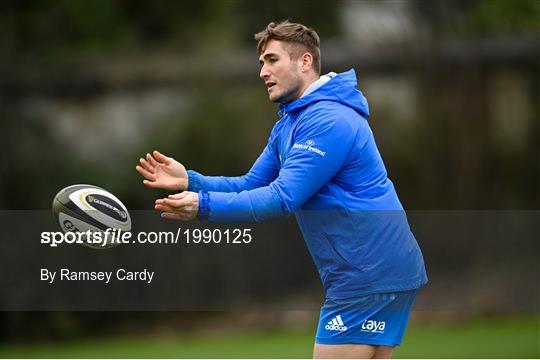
260, 64, 270, 80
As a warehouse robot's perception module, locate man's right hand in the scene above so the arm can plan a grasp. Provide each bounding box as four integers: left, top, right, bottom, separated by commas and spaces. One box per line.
135, 150, 188, 191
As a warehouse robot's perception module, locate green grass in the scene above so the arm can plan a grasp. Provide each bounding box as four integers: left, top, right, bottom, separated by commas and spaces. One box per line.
1, 316, 538, 358
395, 316, 540, 358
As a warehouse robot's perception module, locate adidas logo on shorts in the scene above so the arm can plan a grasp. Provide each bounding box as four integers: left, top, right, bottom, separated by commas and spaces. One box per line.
325, 315, 348, 331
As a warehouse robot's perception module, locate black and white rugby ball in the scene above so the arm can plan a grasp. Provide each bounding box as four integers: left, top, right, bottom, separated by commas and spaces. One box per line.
52, 184, 131, 249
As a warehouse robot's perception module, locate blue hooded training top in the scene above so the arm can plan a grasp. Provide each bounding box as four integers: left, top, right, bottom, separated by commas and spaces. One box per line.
188, 69, 428, 298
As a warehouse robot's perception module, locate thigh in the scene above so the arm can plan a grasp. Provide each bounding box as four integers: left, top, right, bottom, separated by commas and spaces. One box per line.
313, 343, 376, 359
373, 345, 395, 359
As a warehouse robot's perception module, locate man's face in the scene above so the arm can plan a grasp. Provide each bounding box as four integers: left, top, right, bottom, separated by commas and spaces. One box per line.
259, 40, 303, 104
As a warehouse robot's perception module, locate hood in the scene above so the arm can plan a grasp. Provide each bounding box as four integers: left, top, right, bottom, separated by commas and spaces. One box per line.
279, 69, 370, 118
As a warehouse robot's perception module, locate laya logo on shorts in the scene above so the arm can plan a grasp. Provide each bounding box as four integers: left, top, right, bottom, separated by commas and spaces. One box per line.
361, 319, 386, 333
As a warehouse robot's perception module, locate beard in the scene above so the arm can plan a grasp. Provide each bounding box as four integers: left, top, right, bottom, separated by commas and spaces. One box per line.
272, 79, 303, 104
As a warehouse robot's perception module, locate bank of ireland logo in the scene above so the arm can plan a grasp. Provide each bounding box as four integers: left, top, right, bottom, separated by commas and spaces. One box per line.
292, 139, 325, 156
361, 319, 386, 333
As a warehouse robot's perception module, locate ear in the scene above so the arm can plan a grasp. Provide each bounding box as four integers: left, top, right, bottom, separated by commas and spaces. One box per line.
300, 52, 313, 73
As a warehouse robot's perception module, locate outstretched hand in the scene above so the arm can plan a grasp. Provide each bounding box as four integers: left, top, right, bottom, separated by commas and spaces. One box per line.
135, 150, 188, 191
155, 192, 199, 221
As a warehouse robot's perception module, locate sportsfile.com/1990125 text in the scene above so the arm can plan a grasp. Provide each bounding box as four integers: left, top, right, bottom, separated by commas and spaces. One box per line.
40, 228, 253, 247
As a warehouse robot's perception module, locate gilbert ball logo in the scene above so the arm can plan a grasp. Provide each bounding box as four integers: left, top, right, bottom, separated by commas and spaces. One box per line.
306, 139, 315, 145
86, 194, 128, 220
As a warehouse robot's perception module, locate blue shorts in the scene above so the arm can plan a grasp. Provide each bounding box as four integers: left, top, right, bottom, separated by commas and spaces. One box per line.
315, 288, 420, 346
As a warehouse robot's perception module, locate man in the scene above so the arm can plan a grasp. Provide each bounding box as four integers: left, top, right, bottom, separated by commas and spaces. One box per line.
136, 21, 427, 359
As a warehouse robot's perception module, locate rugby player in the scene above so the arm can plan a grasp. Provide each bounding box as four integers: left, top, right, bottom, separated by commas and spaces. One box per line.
136, 20, 427, 359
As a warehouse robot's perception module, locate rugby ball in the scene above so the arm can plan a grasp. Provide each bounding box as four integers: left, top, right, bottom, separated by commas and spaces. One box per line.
52, 184, 131, 249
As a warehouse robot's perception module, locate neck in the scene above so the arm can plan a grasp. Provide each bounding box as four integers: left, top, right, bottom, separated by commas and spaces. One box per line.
280, 72, 320, 105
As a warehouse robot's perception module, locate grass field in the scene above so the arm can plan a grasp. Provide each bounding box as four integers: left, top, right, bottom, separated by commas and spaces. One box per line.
0, 316, 538, 358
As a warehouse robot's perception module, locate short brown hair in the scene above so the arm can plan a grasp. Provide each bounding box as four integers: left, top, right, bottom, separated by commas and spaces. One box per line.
254, 20, 321, 74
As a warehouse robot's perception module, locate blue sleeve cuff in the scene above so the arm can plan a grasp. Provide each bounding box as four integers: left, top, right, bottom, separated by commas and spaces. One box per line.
197, 191, 210, 220
187, 170, 204, 192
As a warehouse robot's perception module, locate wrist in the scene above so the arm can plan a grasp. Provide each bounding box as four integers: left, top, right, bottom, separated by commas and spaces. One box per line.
178, 178, 188, 192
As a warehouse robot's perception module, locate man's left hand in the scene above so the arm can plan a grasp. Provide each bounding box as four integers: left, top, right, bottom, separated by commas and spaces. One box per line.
155, 191, 199, 221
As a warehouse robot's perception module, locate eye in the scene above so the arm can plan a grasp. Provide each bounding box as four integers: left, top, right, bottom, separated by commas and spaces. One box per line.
269, 58, 278, 64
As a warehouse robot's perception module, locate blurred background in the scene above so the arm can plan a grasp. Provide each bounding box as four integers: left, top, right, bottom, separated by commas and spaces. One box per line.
0, 0, 539, 357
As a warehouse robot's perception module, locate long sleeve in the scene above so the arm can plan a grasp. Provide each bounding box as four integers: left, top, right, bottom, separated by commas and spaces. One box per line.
199, 108, 357, 222
187, 143, 279, 193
